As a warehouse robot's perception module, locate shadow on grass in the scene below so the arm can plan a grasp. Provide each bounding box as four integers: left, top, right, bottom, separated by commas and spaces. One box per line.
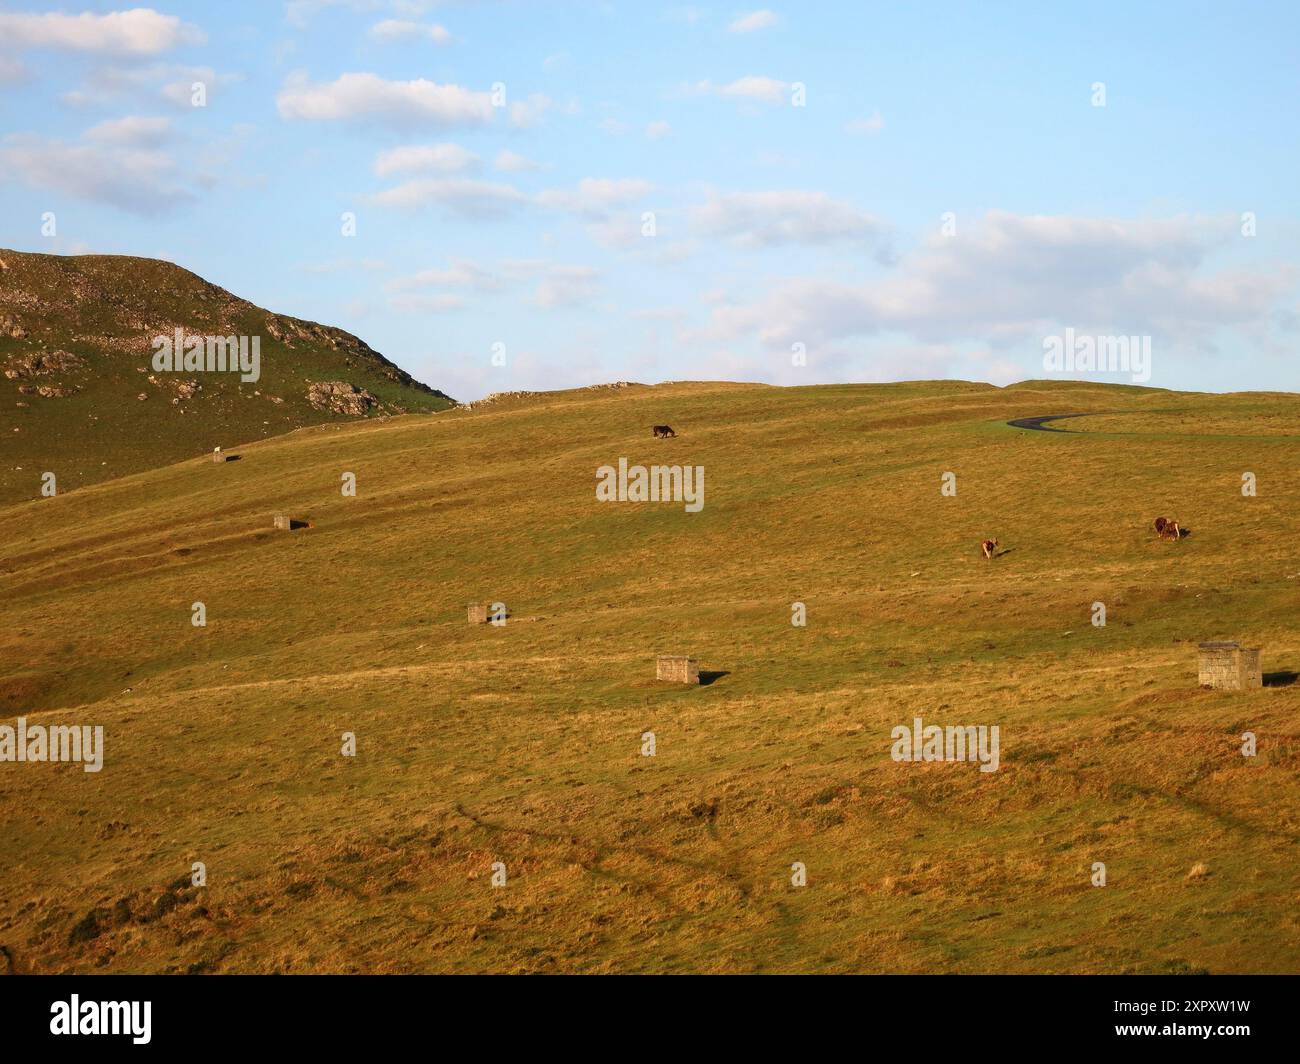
1264, 671, 1298, 687
699, 671, 729, 686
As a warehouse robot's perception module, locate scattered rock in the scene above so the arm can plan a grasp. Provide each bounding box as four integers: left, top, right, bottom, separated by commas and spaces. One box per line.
3, 349, 82, 380
67, 909, 107, 946
151, 891, 178, 920
458, 390, 541, 410
307, 380, 380, 416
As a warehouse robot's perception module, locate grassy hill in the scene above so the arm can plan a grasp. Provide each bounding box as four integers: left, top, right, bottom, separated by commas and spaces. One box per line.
1, 378, 1298, 974
0, 249, 454, 506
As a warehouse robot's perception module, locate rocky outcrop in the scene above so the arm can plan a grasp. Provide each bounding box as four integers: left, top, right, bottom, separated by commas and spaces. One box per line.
458, 382, 644, 411
307, 380, 380, 416
3, 349, 83, 380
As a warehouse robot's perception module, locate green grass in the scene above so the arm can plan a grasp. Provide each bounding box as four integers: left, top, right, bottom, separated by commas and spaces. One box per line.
1, 379, 1298, 973
0, 248, 454, 507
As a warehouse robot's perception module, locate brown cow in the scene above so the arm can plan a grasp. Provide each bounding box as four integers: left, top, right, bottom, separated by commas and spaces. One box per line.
1153, 517, 1181, 540
652, 424, 677, 438
981, 538, 999, 559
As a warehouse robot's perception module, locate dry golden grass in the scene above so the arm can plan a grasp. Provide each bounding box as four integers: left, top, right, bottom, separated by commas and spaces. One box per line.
1, 379, 1298, 973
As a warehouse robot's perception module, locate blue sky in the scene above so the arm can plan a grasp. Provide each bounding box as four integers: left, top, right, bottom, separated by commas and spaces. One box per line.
1, 0, 1297, 400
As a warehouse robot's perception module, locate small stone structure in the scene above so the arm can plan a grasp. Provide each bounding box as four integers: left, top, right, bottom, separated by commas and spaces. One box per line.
657, 656, 700, 684
467, 604, 488, 624
273, 515, 303, 531
212, 450, 226, 463
1198, 642, 1262, 690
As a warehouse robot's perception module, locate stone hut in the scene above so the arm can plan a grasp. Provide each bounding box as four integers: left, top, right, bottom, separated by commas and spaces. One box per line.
657, 656, 700, 684
467, 604, 489, 624
1198, 642, 1262, 690
273, 514, 292, 530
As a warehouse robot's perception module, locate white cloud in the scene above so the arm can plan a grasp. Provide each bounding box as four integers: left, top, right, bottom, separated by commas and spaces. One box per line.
494, 148, 541, 172
0, 131, 193, 214
0, 56, 29, 85
65, 63, 241, 110
689, 76, 789, 106
646, 120, 671, 140
509, 93, 553, 129
389, 292, 466, 313
699, 212, 1294, 355
368, 177, 525, 216
388, 258, 601, 311
599, 117, 630, 136
538, 177, 654, 218
368, 19, 452, 44
583, 215, 646, 249
0, 8, 203, 56
277, 72, 494, 128
534, 265, 600, 309
666, 7, 708, 25
693, 190, 889, 251
373, 142, 479, 176
84, 115, 174, 148
845, 110, 884, 135
389, 259, 503, 292
728, 10, 780, 33
301, 257, 387, 274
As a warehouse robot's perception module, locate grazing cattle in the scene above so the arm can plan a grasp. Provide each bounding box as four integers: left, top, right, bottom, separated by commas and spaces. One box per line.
652, 424, 677, 438
981, 538, 999, 560
1154, 517, 1180, 540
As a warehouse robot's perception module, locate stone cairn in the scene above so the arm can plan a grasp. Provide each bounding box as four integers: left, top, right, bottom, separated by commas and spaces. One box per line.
657, 656, 700, 684
1197, 642, 1262, 690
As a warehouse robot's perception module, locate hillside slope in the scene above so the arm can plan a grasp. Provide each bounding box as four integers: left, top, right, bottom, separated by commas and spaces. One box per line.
1, 379, 1298, 974
0, 249, 454, 505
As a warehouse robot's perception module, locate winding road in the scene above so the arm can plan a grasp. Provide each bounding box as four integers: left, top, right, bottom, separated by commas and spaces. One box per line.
1006, 413, 1101, 432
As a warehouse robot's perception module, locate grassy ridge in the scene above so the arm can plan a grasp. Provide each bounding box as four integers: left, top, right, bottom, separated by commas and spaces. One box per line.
0, 249, 454, 507
1, 379, 1298, 973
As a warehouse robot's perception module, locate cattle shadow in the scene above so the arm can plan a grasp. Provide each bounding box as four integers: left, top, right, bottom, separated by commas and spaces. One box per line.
994, 547, 1015, 558
1264, 670, 1298, 687
699, 670, 729, 686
